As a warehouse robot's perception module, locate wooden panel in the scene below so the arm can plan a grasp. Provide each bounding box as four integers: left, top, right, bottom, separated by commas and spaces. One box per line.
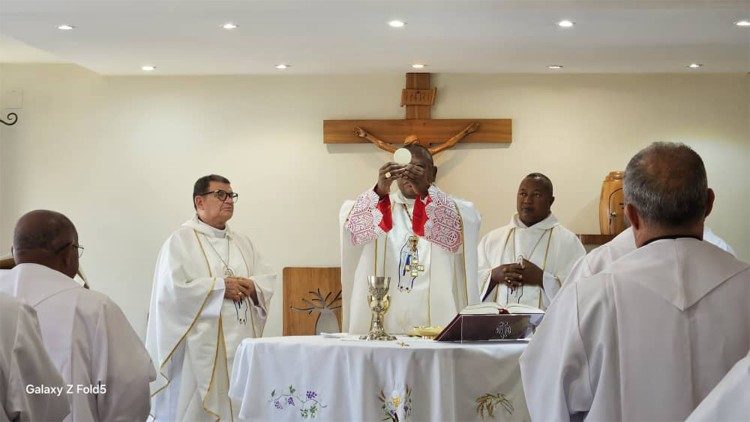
405, 72, 431, 89
0, 257, 14, 270
404, 73, 432, 119
577, 234, 616, 246
400, 88, 436, 106
324, 119, 512, 144
283, 267, 342, 336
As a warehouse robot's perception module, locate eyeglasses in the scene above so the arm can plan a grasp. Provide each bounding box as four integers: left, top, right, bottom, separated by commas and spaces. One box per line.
54, 242, 85, 258
199, 190, 239, 203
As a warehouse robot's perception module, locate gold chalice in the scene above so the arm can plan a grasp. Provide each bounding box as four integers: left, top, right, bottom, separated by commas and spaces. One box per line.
362, 276, 396, 341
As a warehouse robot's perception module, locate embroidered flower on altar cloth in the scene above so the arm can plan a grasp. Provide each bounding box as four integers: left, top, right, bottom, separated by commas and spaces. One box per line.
269, 386, 327, 419
378, 385, 413, 421
476, 392, 514, 419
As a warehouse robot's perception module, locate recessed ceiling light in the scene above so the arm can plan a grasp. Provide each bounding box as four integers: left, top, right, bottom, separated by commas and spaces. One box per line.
222, 22, 238, 30
557, 20, 575, 28
275, 64, 289, 70
411, 64, 426, 69
57, 24, 75, 31
548, 65, 564, 69
388, 20, 406, 28
687, 63, 702, 69
141, 65, 156, 71
735, 20, 750, 27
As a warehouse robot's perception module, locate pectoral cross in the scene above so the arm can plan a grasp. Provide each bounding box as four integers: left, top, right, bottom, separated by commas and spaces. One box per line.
403, 235, 425, 278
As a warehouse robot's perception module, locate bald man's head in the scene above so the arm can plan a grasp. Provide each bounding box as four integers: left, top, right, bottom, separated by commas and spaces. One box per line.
624, 142, 710, 228
12, 210, 79, 278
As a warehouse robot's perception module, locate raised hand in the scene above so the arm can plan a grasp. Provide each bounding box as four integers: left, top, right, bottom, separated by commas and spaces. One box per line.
399, 163, 430, 197
376, 162, 406, 196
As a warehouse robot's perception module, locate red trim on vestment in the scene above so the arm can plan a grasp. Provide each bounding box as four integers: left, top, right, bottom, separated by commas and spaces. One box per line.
376, 195, 393, 232
412, 196, 431, 236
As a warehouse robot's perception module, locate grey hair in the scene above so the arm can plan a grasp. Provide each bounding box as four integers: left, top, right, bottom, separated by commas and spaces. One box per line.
623, 142, 707, 227
193, 174, 231, 209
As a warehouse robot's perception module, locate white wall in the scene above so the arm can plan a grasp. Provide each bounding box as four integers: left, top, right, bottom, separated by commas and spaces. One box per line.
1, 64, 748, 338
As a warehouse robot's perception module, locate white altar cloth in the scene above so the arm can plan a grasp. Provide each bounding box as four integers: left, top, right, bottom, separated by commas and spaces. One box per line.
229, 335, 529, 421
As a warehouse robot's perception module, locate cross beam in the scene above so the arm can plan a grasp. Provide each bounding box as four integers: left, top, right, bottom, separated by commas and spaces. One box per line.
323, 73, 512, 146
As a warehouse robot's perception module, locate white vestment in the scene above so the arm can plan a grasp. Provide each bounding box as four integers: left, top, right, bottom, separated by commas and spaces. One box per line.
520, 238, 750, 421
146, 216, 275, 421
340, 186, 480, 335
478, 214, 585, 309
566, 226, 736, 283
0, 264, 155, 422
0, 293, 70, 422
687, 350, 750, 422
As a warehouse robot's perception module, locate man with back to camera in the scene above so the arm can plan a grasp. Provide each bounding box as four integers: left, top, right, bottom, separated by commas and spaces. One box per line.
520, 142, 750, 421
0, 210, 155, 421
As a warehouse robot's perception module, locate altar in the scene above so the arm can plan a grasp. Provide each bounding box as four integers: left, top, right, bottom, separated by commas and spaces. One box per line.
229, 335, 530, 421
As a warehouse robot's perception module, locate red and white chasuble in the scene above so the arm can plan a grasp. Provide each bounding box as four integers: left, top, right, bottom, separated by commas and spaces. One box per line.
340, 185, 480, 335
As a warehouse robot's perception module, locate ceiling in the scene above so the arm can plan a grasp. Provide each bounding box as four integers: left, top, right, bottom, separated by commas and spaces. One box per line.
0, 0, 748, 75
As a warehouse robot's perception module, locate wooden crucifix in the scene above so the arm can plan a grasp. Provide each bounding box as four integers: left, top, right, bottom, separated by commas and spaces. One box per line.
323, 73, 512, 154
